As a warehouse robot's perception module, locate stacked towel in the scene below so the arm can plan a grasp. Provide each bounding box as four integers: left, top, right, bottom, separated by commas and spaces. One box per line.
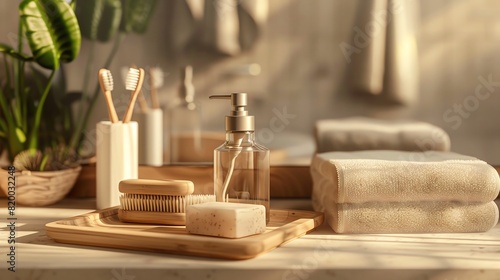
311, 151, 500, 234
315, 117, 451, 153
324, 202, 498, 234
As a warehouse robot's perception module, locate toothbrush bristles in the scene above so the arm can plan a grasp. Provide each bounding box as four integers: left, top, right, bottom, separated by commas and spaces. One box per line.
101, 69, 114, 91
150, 67, 164, 89
126, 68, 140, 91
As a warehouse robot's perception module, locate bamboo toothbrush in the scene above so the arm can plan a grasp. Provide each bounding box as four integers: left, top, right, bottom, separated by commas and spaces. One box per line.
123, 65, 149, 113
122, 67, 145, 123
149, 67, 164, 109
118, 179, 216, 225
98, 69, 119, 123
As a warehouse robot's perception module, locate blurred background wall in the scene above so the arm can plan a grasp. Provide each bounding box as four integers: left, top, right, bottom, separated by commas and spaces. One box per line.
1, 0, 500, 163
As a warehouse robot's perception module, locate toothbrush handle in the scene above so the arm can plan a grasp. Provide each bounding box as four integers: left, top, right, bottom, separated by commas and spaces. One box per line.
123, 69, 145, 123
150, 74, 160, 109
138, 90, 149, 113
123, 89, 140, 123
105, 91, 119, 123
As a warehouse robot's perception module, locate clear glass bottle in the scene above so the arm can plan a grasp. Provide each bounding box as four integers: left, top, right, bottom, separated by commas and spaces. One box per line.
210, 93, 270, 223
169, 66, 203, 164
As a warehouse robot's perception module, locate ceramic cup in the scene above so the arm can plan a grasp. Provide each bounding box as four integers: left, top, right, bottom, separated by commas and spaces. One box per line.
96, 121, 138, 209
136, 109, 163, 166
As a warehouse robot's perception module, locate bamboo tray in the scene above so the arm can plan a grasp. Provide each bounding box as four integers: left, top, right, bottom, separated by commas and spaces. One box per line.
45, 207, 324, 260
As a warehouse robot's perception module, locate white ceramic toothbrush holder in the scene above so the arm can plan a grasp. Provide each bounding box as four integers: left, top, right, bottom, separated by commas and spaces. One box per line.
136, 109, 163, 166
96, 121, 138, 209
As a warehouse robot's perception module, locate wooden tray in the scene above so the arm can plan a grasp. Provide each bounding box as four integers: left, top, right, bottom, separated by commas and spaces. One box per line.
45, 207, 324, 260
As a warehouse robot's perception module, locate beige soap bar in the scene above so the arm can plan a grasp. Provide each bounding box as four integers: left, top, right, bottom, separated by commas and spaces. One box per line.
186, 202, 266, 238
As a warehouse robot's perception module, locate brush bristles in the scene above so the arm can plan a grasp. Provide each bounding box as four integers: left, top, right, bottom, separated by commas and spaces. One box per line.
150, 67, 164, 88
120, 194, 216, 213
125, 68, 140, 90
101, 70, 114, 91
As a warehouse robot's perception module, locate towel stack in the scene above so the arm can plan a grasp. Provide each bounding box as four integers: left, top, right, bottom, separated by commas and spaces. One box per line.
311, 150, 500, 234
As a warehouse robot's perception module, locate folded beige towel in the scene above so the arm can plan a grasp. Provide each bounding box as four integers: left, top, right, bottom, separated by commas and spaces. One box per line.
315, 117, 451, 153
320, 201, 499, 234
311, 151, 500, 204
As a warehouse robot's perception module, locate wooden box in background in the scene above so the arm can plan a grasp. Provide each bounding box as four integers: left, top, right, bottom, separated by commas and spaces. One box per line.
67, 164, 313, 199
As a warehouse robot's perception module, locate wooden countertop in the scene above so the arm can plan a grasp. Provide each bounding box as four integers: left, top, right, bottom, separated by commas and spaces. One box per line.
0, 199, 499, 280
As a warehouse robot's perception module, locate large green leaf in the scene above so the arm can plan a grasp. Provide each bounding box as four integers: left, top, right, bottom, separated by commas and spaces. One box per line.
76, 0, 122, 42
120, 0, 157, 34
19, 0, 81, 70
0, 44, 33, 61
75, 0, 103, 40
98, 0, 122, 41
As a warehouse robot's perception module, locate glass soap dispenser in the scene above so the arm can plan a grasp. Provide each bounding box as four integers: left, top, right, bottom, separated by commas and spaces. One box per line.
169, 65, 202, 163
209, 93, 270, 223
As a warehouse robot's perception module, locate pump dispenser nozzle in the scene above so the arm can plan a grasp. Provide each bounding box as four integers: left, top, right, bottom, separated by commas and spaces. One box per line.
209, 93, 254, 132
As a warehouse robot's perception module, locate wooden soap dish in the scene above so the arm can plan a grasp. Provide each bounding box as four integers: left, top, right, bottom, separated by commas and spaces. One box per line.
45, 207, 324, 260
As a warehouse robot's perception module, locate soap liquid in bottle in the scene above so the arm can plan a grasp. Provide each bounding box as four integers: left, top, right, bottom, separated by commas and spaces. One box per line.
214, 131, 270, 223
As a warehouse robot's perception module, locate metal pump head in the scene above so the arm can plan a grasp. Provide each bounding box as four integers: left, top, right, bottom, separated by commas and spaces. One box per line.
209, 93, 255, 132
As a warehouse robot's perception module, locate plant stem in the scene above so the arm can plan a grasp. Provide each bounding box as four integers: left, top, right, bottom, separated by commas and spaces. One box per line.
84, 42, 96, 98
13, 20, 24, 129
75, 41, 96, 128
3, 54, 10, 93
69, 32, 125, 151
0, 86, 22, 162
28, 70, 56, 150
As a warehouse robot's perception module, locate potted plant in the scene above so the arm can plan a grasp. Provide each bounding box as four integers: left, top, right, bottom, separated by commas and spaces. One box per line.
0, 0, 82, 206
0, 0, 158, 206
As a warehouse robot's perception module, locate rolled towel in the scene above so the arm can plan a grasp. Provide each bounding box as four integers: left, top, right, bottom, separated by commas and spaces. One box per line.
319, 201, 499, 234
315, 117, 451, 153
311, 151, 500, 204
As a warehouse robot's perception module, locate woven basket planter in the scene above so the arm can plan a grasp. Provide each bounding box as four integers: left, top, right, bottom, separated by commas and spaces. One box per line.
0, 166, 82, 206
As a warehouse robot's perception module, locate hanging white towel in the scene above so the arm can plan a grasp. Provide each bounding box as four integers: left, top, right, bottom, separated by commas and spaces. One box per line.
344, 0, 419, 105
163, 0, 202, 52
202, 0, 242, 55
202, 0, 268, 55
162, 0, 267, 55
